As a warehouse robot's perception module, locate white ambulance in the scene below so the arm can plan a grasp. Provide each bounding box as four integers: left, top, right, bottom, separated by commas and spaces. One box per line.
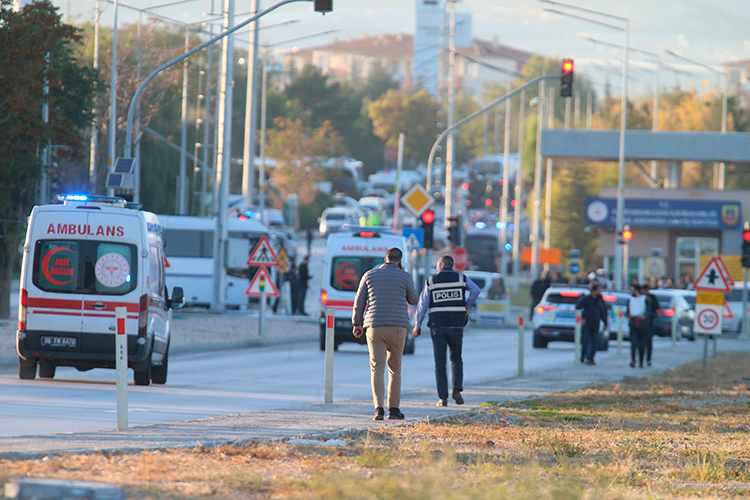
17, 195, 184, 385
318, 228, 415, 354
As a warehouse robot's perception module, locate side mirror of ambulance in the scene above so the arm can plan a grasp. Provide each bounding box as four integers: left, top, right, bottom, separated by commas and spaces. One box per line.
170, 287, 185, 310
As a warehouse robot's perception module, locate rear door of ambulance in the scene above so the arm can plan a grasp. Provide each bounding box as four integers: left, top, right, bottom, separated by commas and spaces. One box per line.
23, 208, 87, 354
79, 210, 142, 344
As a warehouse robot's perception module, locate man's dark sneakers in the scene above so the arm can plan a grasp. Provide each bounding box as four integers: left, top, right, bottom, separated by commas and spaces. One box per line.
373, 407, 385, 421
437, 399, 448, 407
452, 390, 464, 405
388, 407, 405, 420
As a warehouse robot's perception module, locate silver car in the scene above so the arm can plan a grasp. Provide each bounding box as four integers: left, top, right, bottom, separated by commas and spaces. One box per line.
532, 286, 609, 350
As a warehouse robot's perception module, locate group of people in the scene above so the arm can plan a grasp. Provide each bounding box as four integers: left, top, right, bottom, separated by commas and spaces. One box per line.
352, 249, 479, 421
573, 279, 659, 368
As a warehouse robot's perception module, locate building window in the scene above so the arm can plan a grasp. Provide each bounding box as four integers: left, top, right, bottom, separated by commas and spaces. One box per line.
675, 237, 719, 282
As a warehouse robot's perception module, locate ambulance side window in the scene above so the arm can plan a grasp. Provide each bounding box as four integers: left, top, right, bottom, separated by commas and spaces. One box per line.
330, 257, 384, 292
148, 246, 161, 296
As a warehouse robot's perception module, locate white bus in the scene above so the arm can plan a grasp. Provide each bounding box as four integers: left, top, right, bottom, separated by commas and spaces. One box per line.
158, 215, 269, 308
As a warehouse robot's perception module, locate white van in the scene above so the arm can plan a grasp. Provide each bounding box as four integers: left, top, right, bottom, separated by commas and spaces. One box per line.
159, 215, 269, 308
318, 207, 358, 237
17, 195, 184, 385
319, 228, 415, 354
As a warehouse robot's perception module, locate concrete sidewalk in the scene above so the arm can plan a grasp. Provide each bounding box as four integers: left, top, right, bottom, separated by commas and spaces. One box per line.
1, 335, 746, 460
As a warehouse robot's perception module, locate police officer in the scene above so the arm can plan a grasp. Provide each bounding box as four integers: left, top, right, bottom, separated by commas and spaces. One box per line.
413, 255, 481, 407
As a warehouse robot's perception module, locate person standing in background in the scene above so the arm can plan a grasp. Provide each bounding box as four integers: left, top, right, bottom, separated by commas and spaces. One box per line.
627, 284, 648, 368
529, 272, 550, 320
298, 256, 312, 316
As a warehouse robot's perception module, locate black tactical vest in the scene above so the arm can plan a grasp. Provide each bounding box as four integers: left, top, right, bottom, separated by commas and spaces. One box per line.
427, 270, 467, 327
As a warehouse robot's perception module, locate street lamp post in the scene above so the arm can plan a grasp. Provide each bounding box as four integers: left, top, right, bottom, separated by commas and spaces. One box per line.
666, 49, 729, 190
107, 0, 119, 197
242, 0, 261, 209
540, 0, 629, 290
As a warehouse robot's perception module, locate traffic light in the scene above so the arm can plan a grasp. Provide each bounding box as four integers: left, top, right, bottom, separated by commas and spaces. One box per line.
561, 59, 574, 97
742, 226, 750, 268
448, 215, 461, 248
621, 225, 633, 243
314, 0, 332, 13
421, 210, 435, 249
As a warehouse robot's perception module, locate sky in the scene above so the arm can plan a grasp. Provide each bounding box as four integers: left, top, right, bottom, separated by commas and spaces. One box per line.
49, 0, 750, 97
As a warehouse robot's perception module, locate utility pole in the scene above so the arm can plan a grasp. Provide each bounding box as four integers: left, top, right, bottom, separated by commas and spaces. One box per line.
211, 0, 235, 312
178, 25, 190, 214
107, 0, 119, 196
444, 0, 456, 228
512, 88, 526, 278
544, 87, 554, 252
499, 80, 511, 275
89, 0, 100, 188
242, 0, 261, 208
530, 77, 546, 278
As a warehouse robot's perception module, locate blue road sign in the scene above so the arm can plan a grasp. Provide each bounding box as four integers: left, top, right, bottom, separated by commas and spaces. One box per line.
568, 261, 581, 275
402, 228, 424, 249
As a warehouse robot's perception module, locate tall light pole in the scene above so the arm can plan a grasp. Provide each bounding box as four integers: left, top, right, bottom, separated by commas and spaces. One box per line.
107, 0, 119, 197
89, 0, 100, 187
666, 49, 729, 190
242, 0, 261, 209
540, 0, 629, 289
444, 0, 457, 228
530, 75, 546, 278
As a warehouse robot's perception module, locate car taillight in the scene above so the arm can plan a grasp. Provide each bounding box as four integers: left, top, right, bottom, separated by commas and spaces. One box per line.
321, 289, 328, 304
658, 308, 674, 317
138, 294, 148, 336
18, 288, 27, 331
535, 305, 555, 315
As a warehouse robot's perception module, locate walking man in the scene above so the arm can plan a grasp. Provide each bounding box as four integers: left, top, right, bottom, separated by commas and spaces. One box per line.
353, 247, 418, 421
529, 271, 549, 320
298, 256, 312, 316
641, 283, 659, 366
627, 284, 648, 368
413, 255, 481, 406
575, 281, 608, 365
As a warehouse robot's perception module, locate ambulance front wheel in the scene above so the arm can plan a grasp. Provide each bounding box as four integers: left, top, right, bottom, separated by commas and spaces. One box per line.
18, 357, 37, 380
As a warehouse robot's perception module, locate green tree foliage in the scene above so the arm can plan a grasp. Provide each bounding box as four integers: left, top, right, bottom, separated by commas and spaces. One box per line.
368, 88, 440, 166
0, 0, 97, 317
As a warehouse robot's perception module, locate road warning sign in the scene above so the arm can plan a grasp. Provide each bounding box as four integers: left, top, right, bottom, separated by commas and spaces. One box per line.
245, 267, 279, 297
247, 235, 279, 267
694, 303, 723, 335
693, 256, 731, 293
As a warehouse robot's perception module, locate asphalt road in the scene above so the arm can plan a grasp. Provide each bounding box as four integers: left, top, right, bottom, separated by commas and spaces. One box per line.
0, 323, 679, 439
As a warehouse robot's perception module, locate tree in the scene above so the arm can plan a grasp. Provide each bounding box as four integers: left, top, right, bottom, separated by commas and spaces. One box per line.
0, 0, 98, 317
265, 117, 344, 205
368, 88, 440, 165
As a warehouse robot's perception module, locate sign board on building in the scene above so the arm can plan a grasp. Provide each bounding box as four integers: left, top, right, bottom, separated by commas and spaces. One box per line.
643, 257, 666, 279
585, 197, 742, 230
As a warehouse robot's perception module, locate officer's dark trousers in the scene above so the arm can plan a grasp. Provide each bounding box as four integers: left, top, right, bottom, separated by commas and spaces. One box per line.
581, 324, 599, 362
430, 327, 464, 400
630, 324, 647, 366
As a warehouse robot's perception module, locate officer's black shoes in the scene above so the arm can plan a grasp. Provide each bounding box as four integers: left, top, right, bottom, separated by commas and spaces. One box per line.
437, 399, 448, 407
452, 390, 464, 405
388, 408, 405, 420
373, 407, 385, 421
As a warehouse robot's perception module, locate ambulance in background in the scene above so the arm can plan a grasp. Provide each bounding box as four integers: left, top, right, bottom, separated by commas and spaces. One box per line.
319, 228, 415, 354
17, 195, 184, 385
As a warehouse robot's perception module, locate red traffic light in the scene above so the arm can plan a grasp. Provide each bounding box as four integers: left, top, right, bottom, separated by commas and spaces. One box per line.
622, 228, 633, 242
421, 210, 435, 224
562, 59, 574, 73
744, 230, 750, 242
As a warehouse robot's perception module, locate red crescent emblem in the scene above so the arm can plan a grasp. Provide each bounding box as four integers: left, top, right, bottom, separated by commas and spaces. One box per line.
41, 247, 75, 286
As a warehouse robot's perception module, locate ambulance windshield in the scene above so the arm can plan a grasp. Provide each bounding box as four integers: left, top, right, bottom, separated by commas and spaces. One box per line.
330, 256, 384, 292
33, 240, 138, 295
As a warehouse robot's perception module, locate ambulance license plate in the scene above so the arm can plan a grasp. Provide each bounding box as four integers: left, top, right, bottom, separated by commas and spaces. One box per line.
41, 336, 77, 347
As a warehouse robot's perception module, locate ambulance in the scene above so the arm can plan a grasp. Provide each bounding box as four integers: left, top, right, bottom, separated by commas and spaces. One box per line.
16, 195, 184, 385
319, 228, 415, 354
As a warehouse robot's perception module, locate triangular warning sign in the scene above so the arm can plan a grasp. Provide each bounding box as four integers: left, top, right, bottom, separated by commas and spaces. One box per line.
724, 300, 734, 319
245, 267, 279, 297
163, 255, 171, 268
714, 255, 734, 286
247, 235, 279, 267
693, 257, 731, 293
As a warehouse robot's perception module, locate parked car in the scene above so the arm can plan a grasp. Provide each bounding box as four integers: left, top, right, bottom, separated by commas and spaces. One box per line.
532, 286, 609, 350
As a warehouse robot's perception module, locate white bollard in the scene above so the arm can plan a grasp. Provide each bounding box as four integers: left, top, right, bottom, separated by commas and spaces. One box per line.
259, 274, 267, 337
324, 308, 334, 403
617, 308, 623, 356
574, 309, 582, 365
517, 316, 524, 376
115, 307, 128, 431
